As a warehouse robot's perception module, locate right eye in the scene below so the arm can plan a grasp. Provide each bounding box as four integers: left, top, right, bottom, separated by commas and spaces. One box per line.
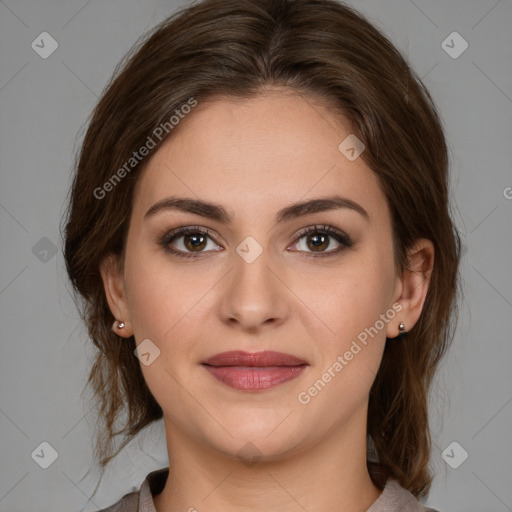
158, 226, 223, 258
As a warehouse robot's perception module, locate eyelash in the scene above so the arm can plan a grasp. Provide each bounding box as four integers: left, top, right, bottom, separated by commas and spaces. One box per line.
157, 224, 354, 259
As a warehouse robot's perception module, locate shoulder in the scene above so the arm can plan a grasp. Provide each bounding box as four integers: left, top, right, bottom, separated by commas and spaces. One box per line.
94, 467, 169, 512
367, 479, 441, 512
95, 490, 139, 512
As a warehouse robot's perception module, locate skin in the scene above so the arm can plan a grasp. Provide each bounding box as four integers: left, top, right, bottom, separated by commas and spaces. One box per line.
100, 88, 434, 512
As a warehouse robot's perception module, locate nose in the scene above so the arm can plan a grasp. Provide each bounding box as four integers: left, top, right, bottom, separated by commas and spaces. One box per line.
217, 244, 290, 332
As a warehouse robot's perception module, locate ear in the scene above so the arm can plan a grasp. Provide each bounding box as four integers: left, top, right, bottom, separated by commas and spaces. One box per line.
99, 253, 133, 337
387, 238, 434, 338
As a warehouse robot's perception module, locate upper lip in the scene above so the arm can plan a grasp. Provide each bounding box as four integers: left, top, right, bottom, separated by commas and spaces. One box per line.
202, 350, 308, 367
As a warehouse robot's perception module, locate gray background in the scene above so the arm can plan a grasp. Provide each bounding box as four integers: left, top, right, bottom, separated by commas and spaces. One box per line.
1, 0, 511, 510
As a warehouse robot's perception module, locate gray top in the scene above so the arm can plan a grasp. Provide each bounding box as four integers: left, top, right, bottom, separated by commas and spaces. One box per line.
97, 467, 440, 512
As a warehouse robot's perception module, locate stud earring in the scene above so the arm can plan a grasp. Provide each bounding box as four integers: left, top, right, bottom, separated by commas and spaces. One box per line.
398, 322, 406, 333
112, 320, 125, 331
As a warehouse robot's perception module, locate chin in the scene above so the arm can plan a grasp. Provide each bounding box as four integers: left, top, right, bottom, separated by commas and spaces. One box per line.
201, 414, 309, 461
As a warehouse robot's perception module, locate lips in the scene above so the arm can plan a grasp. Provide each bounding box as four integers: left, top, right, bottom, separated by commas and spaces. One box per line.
202, 350, 308, 391
202, 350, 307, 367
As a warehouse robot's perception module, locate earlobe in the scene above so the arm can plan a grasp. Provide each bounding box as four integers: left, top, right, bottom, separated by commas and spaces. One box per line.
388, 239, 434, 338
99, 253, 133, 337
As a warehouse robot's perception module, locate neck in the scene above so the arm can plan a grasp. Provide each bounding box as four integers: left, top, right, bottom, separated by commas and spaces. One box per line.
153, 407, 382, 512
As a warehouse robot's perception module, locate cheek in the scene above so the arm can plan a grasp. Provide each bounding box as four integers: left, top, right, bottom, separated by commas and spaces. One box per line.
309, 251, 393, 339
299, 281, 389, 416
303, 247, 394, 388
123, 244, 191, 340
122, 248, 206, 403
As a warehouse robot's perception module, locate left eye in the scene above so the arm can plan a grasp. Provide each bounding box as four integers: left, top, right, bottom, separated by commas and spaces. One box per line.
289, 226, 352, 255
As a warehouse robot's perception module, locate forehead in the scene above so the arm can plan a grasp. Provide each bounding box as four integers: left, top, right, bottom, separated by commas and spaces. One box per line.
132, 91, 387, 222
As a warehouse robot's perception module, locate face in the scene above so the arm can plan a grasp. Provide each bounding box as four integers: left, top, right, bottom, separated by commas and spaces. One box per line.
105, 90, 407, 462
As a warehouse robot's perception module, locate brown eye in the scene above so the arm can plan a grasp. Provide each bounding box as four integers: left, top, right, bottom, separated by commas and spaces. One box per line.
183, 233, 208, 251
158, 226, 222, 258
306, 233, 330, 252
289, 224, 354, 257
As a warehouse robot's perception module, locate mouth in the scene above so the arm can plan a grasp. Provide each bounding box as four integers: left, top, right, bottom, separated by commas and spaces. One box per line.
201, 350, 309, 391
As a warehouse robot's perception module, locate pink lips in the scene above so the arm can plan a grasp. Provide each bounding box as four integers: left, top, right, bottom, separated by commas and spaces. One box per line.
202, 350, 308, 391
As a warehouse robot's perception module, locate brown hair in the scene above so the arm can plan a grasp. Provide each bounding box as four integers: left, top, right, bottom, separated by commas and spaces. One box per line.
62, 0, 461, 499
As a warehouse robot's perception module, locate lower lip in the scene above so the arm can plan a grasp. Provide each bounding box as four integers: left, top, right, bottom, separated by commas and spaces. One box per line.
202, 365, 307, 390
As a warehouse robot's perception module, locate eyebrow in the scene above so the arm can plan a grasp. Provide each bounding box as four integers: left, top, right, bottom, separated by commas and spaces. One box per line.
144, 194, 369, 223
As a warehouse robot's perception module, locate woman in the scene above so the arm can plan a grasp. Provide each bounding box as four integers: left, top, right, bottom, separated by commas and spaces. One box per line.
62, 0, 461, 510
